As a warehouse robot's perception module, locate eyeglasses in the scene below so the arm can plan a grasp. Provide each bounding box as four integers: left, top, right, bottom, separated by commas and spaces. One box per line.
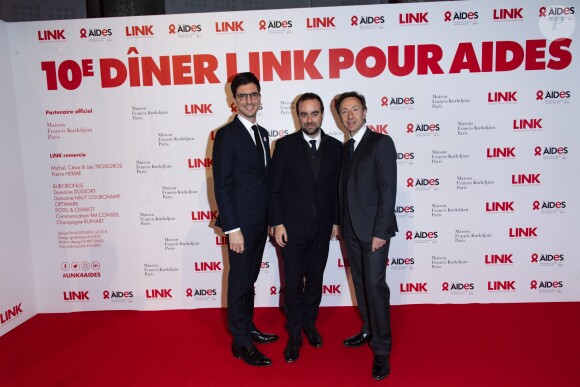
236, 92, 261, 101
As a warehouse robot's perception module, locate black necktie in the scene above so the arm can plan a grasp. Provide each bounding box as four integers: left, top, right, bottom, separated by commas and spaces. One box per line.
252, 125, 265, 167
348, 138, 355, 160
309, 140, 317, 157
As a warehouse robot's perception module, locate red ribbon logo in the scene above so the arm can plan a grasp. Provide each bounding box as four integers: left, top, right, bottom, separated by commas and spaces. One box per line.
531, 253, 539, 263
186, 288, 193, 297
530, 280, 538, 289
103, 291, 110, 299
381, 97, 389, 106
259, 20, 266, 30
406, 231, 413, 240
351, 16, 358, 26
534, 146, 542, 156
407, 178, 414, 187
407, 123, 414, 133
230, 102, 237, 113
533, 201, 540, 210
539, 7, 547, 17
80, 28, 87, 38
536, 90, 544, 100
442, 282, 449, 291
169, 24, 176, 34
270, 286, 277, 295
444, 11, 452, 22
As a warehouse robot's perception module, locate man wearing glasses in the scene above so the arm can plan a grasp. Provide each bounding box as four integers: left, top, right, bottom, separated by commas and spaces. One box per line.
213, 72, 278, 367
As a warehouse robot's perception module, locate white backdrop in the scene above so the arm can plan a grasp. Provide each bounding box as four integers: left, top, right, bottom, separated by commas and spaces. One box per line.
2, 0, 578, 321
0, 20, 37, 337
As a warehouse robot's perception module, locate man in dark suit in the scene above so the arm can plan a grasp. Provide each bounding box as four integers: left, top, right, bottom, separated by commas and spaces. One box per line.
269, 93, 342, 363
212, 72, 278, 367
336, 91, 398, 381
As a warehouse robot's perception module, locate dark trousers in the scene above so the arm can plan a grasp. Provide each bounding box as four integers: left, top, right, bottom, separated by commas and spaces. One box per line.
227, 228, 267, 347
343, 211, 392, 356
282, 222, 330, 335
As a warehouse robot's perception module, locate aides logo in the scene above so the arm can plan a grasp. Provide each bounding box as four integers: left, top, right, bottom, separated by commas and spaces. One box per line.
532, 200, 566, 214
270, 286, 285, 295
531, 252, 564, 267
406, 122, 440, 137
322, 284, 342, 295
63, 291, 90, 302
513, 118, 542, 131
534, 146, 568, 160
487, 147, 516, 159
260, 261, 271, 273
395, 204, 415, 219
259, 20, 293, 33
399, 12, 429, 25
186, 288, 218, 300
368, 124, 389, 135
125, 25, 154, 37
509, 227, 538, 239
194, 261, 222, 272
536, 90, 571, 104
188, 158, 213, 169
485, 254, 514, 265
397, 151, 415, 166
405, 230, 438, 244
487, 91, 517, 104
1, 303, 23, 326
145, 288, 173, 300
102, 290, 134, 303
442, 282, 475, 295
185, 103, 213, 115
487, 281, 516, 292
511, 173, 541, 186
168, 23, 202, 36
80, 28, 112, 42
388, 257, 415, 270
306, 17, 336, 29
530, 280, 564, 294
493, 8, 524, 21
37, 29, 66, 42
381, 96, 415, 110
400, 282, 428, 294
406, 177, 440, 192
350, 15, 385, 29
191, 210, 218, 222
215, 20, 244, 33
444, 10, 479, 25
485, 201, 515, 213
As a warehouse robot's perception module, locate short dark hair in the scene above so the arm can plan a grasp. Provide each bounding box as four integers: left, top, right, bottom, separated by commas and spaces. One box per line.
335, 91, 367, 112
296, 92, 324, 116
230, 72, 261, 96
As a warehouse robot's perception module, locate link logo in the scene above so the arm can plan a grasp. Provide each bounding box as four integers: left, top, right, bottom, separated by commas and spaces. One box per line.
485, 254, 514, 265
306, 17, 336, 29
399, 12, 429, 25
487, 91, 517, 103
487, 281, 516, 291
38, 30, 66, 41
493, 8, 524, 21
400, 282, 428, 293
1, 303, 23, 325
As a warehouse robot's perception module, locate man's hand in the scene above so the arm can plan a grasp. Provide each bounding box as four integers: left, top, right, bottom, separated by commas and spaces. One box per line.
229, 230, 245, 254
331, 224, 340, 240
275, 225, 288, 247
371, 236, 386, 252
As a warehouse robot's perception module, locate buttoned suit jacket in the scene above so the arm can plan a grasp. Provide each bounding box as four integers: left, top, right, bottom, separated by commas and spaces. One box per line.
268, 130, 342, 237
213, 115, 271, 233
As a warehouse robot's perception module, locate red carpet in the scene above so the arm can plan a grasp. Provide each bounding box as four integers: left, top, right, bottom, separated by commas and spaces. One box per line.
0, 303, 578, 386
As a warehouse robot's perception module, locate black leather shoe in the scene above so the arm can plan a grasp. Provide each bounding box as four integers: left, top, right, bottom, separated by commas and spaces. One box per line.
232, 344, 272, 367
372, 355, 390, 380
303, 326, 323, 348
251, 329, 279, 344
284, 335, 303, 363
343, 332, 371, 347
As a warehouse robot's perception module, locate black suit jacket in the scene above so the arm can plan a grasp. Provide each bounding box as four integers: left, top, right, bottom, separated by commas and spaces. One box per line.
213, 115, 271, 232
269, 130, 342, 237
340, 129, 398, 241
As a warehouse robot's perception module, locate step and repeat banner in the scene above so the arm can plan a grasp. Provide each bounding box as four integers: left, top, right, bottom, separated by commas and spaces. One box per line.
5, 0, 579, 314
